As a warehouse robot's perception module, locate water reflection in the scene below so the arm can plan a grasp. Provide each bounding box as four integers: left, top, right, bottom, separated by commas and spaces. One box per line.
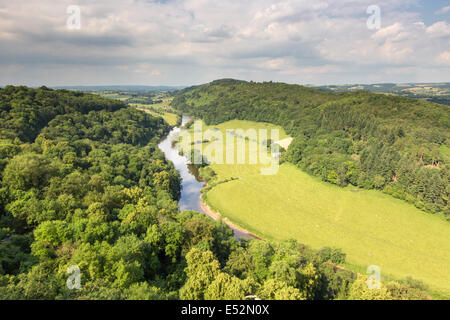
158, 116, 205, 212
158, 115, 252, 240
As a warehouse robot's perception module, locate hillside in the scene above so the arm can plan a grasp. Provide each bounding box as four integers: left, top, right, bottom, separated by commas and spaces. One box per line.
0, 86, 185, 299
0, 86, 125, 143
172, 79, 450, 216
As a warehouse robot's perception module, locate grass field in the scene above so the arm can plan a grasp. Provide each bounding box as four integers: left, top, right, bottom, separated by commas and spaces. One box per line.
133, 98, 179, 126
151, 97, 174, 109
99, 92, 179, 126
137, 107, 179, 126
185, 120, 450, 297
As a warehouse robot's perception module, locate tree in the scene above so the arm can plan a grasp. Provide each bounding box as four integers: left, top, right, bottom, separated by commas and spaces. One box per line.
297, 262, 321, 300
316, 247, 346, 264
179, 248, 220, 300
113, 260, 144, 289
183, 217, 215, 248
123, 282, 165, 300
348, 275, 392, 300
3, 153, 56, 191
0, 263, 65, 300
31, 220, 72, 259
258, 279, 305, 300
204, 272, 247, 300
247, 241, 274, 281
224, 247, 254, 279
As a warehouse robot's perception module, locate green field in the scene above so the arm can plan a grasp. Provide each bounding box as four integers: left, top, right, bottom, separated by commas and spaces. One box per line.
151, 97, 175, 109
137, 107, 179, 126
185, 120, 450, 297
95, 91, 179, 126
133, 98, 179, 126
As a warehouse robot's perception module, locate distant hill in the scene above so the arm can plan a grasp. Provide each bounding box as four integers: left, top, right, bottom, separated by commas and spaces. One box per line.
51, 85, 185, 92
308, 83, 450, 106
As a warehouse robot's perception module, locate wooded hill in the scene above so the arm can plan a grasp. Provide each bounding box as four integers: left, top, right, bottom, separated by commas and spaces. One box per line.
172, 79, 450, 216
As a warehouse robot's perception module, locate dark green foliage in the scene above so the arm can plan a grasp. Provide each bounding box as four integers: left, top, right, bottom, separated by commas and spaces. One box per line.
0, 86, 125, 143
316, 247, 346, 265
0, 86, 181, 299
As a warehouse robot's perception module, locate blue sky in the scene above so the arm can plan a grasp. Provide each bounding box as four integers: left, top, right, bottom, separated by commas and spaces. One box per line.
0, 0, 449, 86
414, 0, 450, 25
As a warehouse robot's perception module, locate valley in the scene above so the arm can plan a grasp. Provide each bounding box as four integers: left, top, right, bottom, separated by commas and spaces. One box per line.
1, 82, 448, 300
181, 119, 450, 296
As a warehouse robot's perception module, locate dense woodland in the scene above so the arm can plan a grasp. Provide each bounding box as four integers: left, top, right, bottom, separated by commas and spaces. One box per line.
172, 79, 450, 216
0, 86, 432, 300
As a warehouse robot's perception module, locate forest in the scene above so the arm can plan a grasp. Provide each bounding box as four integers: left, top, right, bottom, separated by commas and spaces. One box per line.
0, 86, 432, 300
172, 79, 450, 216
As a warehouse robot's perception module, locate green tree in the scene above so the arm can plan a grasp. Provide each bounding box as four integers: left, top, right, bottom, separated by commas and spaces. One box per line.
3, 153, 56, 191
204, 272, 247, 300
179, 248, 220, 300
348, 275, 392, 300
258, 279, 305, 300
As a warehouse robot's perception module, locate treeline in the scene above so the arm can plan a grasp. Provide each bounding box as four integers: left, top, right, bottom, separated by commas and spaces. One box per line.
172, 79, 450, 215
0, 86, 431, 300
406, 95, 450, 107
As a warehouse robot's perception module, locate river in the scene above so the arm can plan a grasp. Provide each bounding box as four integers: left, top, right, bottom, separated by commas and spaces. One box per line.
158, 115, 252, 240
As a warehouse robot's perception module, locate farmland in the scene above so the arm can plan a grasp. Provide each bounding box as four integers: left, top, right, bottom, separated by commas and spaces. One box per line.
133, 98, 179, 126
92, 90, 180, 126
184, 119, 450, 297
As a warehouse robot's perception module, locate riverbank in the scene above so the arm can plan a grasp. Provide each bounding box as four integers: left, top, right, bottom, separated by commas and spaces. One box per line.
199, 190, 264, 241
158, 115, 261, 240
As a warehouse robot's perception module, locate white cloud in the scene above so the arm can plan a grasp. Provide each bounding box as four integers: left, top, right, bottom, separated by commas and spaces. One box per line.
426, 21, 450, 38
436, 51, 450, 65
264, 58, 287, 70
0, 0, 449, 86
436, 6, 450, 15
372, 23, 405, 41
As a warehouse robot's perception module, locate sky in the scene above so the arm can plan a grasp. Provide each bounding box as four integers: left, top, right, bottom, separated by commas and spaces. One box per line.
0, 0, 449, 86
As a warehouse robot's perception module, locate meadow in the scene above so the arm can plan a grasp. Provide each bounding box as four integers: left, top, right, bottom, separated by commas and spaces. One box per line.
186, 120, 450, 297
132, 97, 179, 126
95, 90, 179, 126
137, 107, 179, 126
